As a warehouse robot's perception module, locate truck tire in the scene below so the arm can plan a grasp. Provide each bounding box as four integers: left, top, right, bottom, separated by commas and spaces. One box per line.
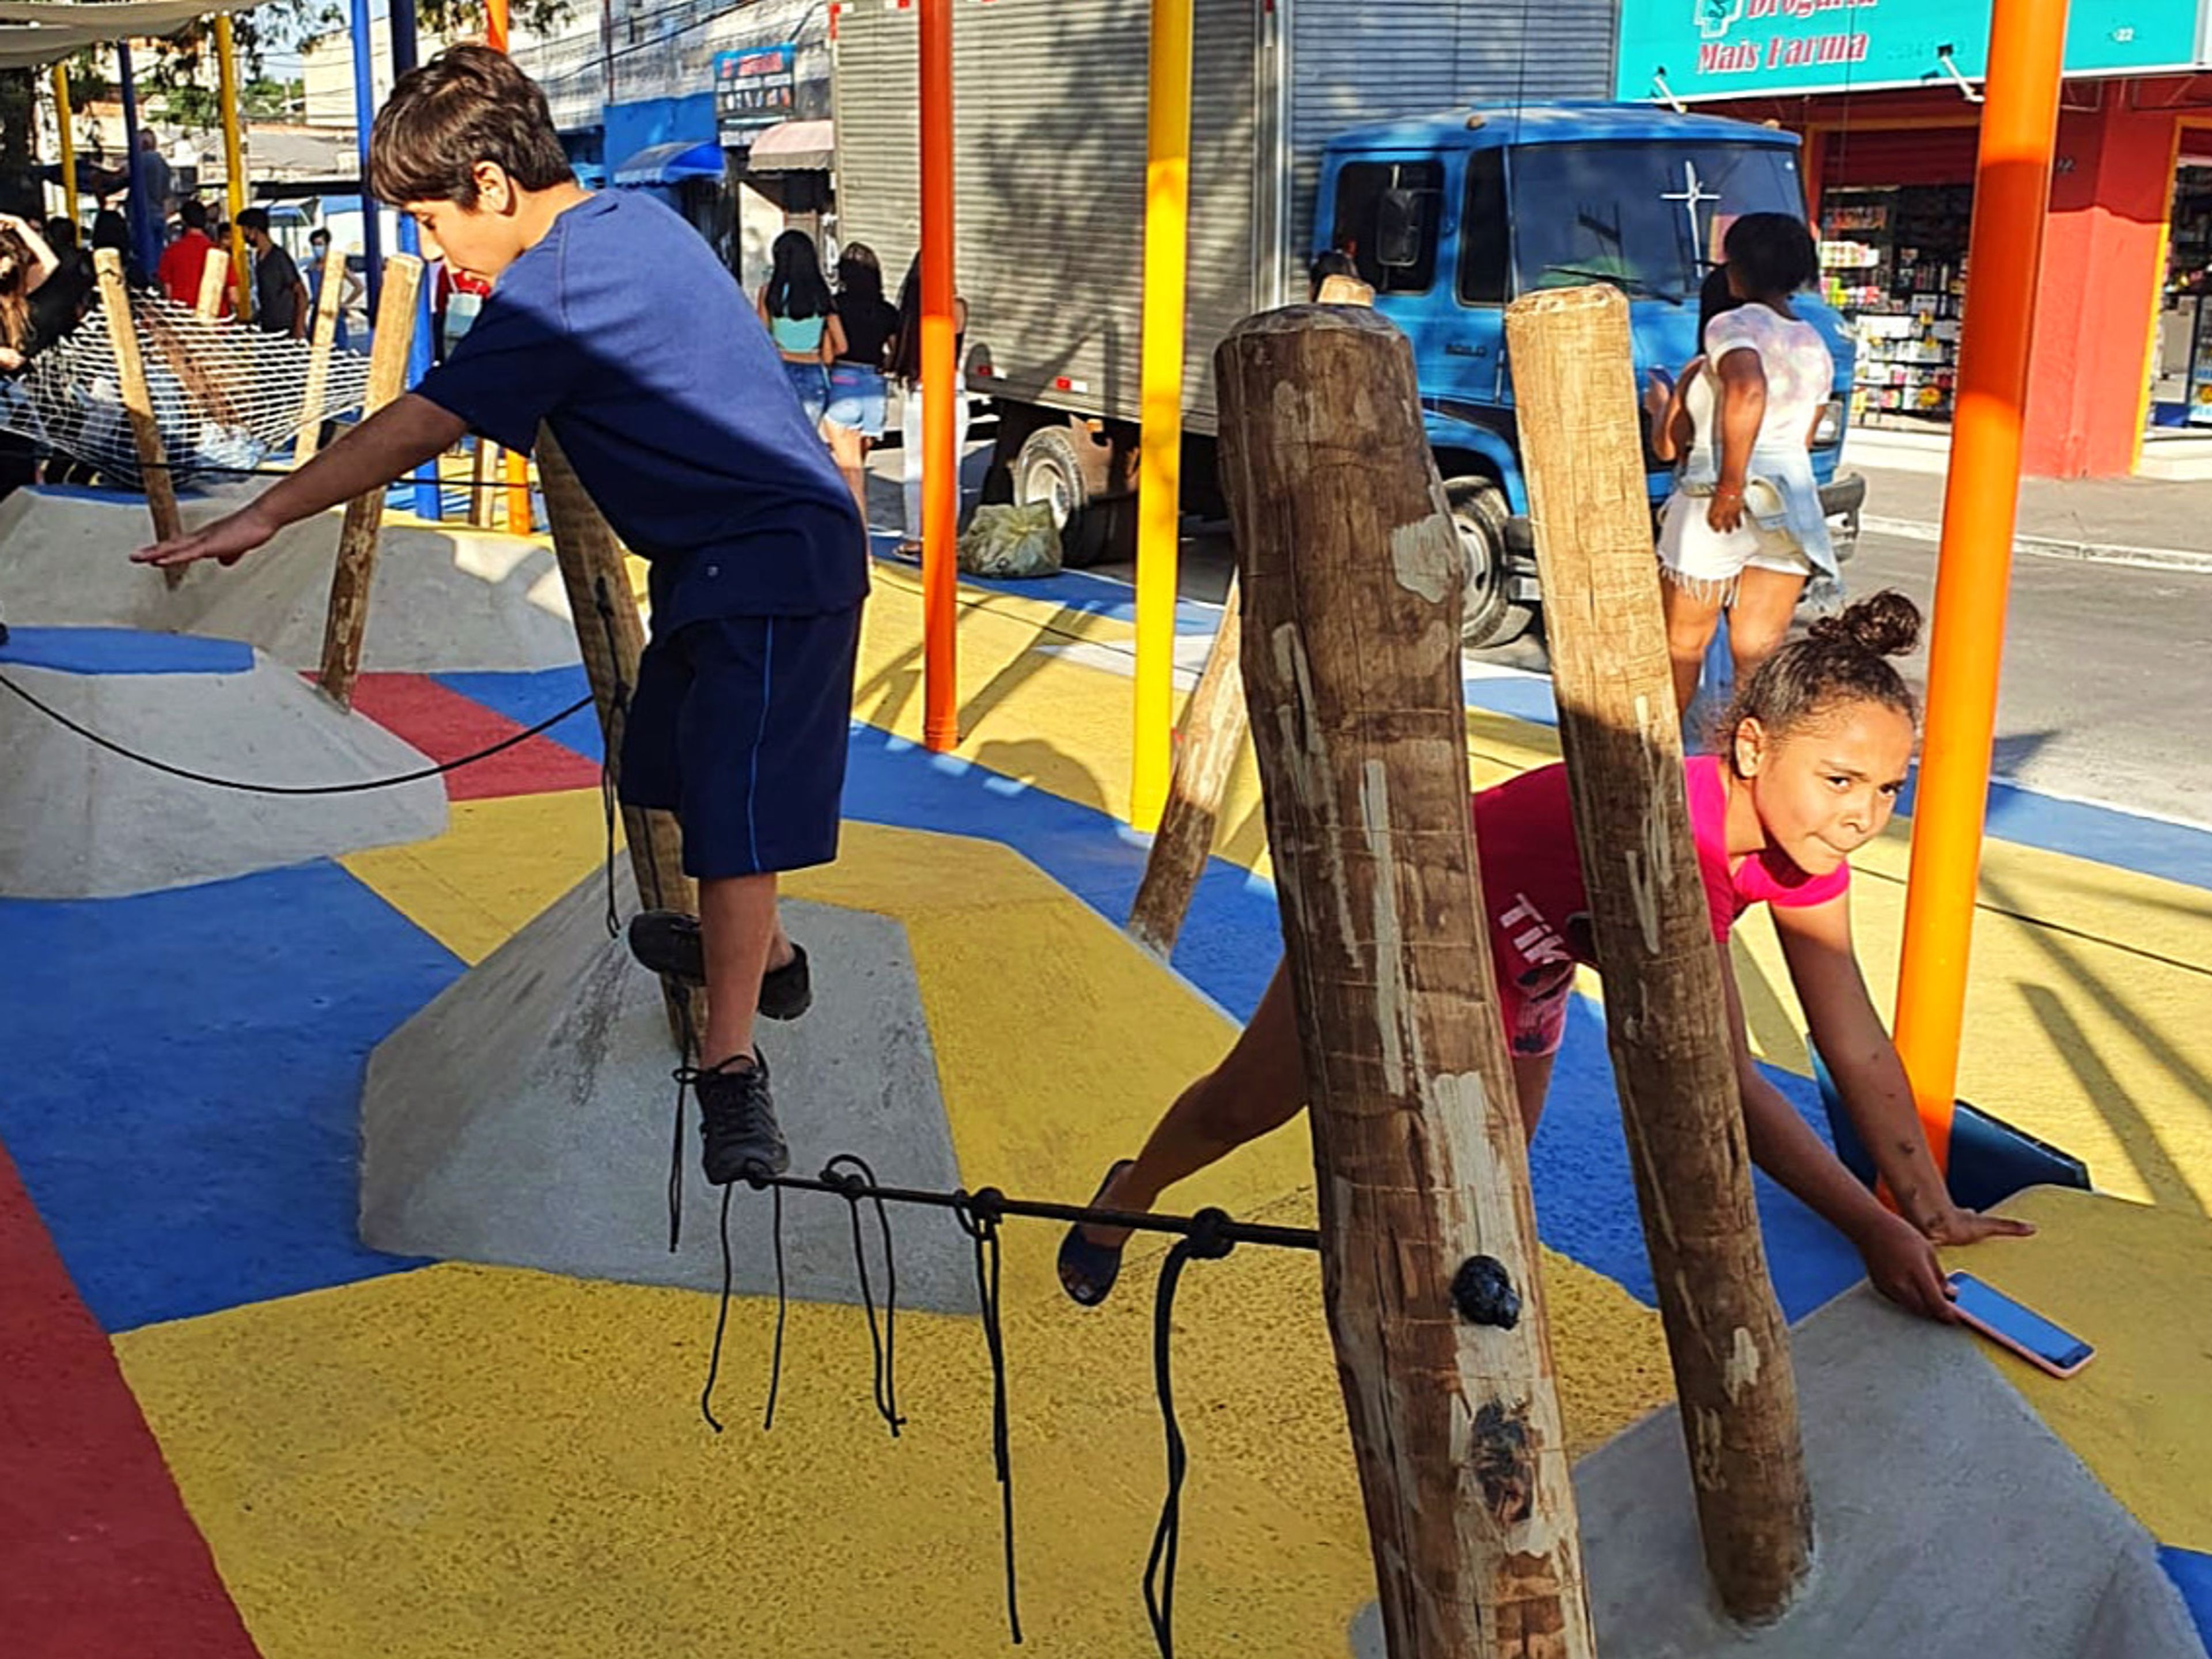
1014, 426, 1119, 567
1445, 476, 1535, 649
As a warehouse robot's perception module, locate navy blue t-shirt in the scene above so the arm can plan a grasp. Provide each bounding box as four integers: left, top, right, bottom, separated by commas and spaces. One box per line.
417, 192, 865, 622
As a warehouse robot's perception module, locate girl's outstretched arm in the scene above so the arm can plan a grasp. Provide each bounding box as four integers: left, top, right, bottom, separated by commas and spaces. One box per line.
1713, 944, 1959, 1320
1772, 892, 2034, 1248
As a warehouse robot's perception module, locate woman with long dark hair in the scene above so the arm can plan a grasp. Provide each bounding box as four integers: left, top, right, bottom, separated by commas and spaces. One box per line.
821, 242, 899, 527
757, 229, 843, 425
891, 252, 968, 558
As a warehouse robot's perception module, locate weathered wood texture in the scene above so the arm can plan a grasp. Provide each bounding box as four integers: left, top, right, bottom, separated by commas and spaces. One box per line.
194, 248, 230, 319
293, 241, 350, 464
316, 253, 425, 709
537, 425, 702, 1052
1505, 282, 1813, 1623
1126, 579, 1245, 959
1218, 305, 1594, 1659
92, 251, 183, 553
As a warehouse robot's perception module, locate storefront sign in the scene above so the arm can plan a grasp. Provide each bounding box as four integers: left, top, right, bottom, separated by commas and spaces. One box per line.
715, 44, 798, 139
1617, 0, 2209, 101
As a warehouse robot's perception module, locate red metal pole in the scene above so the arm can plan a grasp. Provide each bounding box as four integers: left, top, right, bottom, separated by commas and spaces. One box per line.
918, 0, 959, 752
1892, 0, 2070, 1168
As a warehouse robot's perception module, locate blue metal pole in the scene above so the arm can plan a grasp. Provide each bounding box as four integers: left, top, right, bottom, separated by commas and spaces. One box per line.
350, 0, 382, 315
386, 0, 442, 520
116, 41, 159, 281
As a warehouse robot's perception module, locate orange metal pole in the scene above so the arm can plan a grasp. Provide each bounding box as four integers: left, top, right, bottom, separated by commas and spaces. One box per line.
1891, 0, 2070, 1170
505, 449, 531, 533
485, 0, 510, 51
918, 0, 959, 752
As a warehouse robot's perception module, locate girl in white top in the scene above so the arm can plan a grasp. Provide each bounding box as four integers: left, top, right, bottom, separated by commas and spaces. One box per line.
1647, 213, 1837, 715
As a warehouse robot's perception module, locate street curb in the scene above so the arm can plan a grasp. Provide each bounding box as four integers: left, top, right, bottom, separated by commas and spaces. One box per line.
1862, 514, 2212, 575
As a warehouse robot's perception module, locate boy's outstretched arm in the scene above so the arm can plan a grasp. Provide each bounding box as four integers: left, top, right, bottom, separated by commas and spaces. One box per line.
132, 393, 468, 569
1772, 893, 2035, 1247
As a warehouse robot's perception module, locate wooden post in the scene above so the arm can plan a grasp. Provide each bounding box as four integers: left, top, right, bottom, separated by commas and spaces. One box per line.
1218, 306, 1594, 1659
317, 253, 425, 709
294, 241, 350, 464
536, 425, 702, 1052
1505, 283, 1813, 1623
194, 248, 230, 319
1126, 581, 1245, 959
93, 250, 183, 549
469, 440, 496, 528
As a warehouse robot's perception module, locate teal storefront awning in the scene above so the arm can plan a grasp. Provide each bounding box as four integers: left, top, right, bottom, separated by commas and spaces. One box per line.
611, 139, 725, 188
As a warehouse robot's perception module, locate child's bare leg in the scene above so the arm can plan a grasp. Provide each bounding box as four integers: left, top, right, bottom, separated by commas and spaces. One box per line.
1086, 963, 1308, 1245
698, 872, 781, 1069
826, 425, 869, 529
1661, 577, 1725, 714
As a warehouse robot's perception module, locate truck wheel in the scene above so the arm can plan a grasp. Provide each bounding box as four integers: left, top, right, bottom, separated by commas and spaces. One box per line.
1014, 426, 1114, 567
1446, 477, 1534, 649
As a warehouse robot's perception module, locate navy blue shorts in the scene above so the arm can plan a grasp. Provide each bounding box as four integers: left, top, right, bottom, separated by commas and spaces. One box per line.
619, 606, 862, 880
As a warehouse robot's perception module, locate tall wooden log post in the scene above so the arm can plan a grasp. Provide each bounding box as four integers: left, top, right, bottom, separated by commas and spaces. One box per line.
93, 251, 184, 574
317, 253, 425, 709
1504, 283, 1813, 1623
536, 425, 703, 1052
1126, 579, 1244, 958
293, 241, 350, 464
194, 248, 231, 319
1218, 306, 1595, 1659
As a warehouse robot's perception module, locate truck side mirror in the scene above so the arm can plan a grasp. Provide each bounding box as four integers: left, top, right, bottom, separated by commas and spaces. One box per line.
1375, 187, 1426, 268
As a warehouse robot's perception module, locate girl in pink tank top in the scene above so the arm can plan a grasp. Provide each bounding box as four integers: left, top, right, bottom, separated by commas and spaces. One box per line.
1063, 593, 2032, 1324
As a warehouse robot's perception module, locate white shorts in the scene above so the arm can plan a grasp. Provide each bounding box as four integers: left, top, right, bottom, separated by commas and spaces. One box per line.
1656, 488, 1814, 601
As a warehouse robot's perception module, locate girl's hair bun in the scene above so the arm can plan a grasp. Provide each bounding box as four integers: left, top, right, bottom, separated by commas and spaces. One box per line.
1807, 589, 1922, 659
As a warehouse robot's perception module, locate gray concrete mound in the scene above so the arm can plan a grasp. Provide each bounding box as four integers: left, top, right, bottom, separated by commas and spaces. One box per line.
1349, 1287, 2201, 1658
0, 486, 579, 672
0, 636, 446, 899
359, 865, 975, 1312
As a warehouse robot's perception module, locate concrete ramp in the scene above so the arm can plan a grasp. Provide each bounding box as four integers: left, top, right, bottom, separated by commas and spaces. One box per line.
1351, 1285, 2202, 1658
358, 862, 975, 1311
0, 485, 579, 672
0, 627, 446, 899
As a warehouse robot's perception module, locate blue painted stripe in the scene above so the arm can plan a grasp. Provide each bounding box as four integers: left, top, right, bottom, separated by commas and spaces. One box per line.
2158, 1546, 2212, 1657
0, 862, 457, 1334
0, 626, 255, 677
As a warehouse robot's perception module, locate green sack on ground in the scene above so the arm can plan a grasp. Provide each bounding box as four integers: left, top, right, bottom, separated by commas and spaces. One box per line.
957, 502, 1063, 579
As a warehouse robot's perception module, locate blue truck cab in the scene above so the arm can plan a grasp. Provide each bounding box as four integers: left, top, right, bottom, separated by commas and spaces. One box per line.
1319, 103, 1865, 646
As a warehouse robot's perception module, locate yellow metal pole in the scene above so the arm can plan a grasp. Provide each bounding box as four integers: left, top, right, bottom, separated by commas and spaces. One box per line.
216, 14, 252, 322
52, 66, 78, 227
1892, 0, 2069, 1169
1131, 0, 1194, 832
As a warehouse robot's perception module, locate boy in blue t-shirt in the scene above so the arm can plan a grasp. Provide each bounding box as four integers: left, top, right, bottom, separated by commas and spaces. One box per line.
134, 46, 868, 1185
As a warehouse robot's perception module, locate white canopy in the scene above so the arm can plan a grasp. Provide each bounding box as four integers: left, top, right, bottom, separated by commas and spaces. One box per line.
0, 1, 280, 69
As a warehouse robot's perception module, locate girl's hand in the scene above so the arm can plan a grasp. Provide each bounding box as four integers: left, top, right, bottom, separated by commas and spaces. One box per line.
1854, 1209, 1959, 1323
132, 502, 276, 569
1921, 1205, 2036, 1248
1707, 482, 1747, 533
1642, 368, 1673, 427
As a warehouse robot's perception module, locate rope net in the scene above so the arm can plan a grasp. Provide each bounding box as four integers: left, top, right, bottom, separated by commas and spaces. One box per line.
0, 296, 373, 489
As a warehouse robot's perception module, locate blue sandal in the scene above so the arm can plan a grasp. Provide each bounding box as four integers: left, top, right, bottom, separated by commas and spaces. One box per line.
1058, 1160, 1137, 1308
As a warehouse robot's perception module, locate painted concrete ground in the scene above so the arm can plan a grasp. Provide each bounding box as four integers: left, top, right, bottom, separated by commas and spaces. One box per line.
2, 548, 2209, 1655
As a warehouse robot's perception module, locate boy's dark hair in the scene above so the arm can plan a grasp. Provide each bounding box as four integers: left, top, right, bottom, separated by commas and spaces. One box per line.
369, 44, 572, 208
1722, 211, 1820, 297
44, 216, 77, 253
1724, 590, 1921, 770
1696, 263, 1743, 342
1309, 248, 1359, 297
236, 207, 270, 235
180, 198, 209, 233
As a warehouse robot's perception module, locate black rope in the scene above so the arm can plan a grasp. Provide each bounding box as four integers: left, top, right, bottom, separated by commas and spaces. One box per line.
954, 1188, 1022, 1646
828, 1154, 906, 1438
0, 668, 593, 795
700, 1183, 736, 1434
1142, 1209, 1236, 1659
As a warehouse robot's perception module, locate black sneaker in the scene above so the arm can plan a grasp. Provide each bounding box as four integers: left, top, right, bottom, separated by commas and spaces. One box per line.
627, 910, 812, 1020
687, 1051, 789, 1184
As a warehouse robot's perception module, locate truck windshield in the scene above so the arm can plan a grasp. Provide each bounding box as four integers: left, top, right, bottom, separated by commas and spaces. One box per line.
1512, 142, 1806, 305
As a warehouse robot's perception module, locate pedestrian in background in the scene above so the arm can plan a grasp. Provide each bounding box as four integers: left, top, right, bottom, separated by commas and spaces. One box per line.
822, 241, 899, 529
891, 252, 968, 559
237, 209, 307, 339
758, 229, 841, 426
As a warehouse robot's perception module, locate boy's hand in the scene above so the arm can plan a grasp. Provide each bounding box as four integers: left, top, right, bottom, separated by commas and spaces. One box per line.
133, 502, 278, 569
1854, 1209, 1959, 1323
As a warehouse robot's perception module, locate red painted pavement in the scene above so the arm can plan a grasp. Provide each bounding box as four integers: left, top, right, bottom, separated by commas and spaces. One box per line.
342, 673, 602, 802
0, 1141, 262, 1658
